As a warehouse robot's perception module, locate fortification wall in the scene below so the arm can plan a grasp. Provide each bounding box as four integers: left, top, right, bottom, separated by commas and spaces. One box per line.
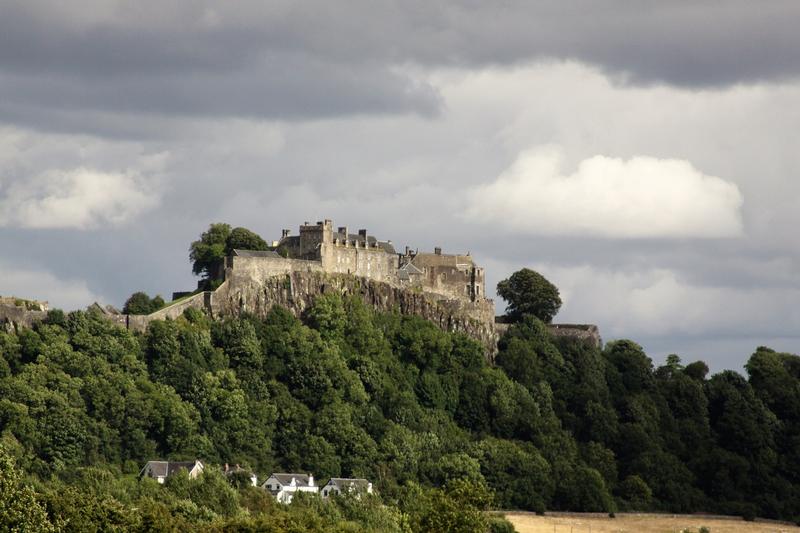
419, 265, 475, 301
0, 302, 47, 332
494, 321, 602, 348
212, 270, 498, 358
227, 255, 325, 284
321, 242, 397, 282
547, 324, 602, 347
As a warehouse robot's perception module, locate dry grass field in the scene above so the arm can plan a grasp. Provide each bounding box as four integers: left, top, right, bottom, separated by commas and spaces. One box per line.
504, 512, 800, 533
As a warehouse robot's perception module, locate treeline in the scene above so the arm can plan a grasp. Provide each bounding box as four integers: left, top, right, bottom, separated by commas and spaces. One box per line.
0, 295, 799, 529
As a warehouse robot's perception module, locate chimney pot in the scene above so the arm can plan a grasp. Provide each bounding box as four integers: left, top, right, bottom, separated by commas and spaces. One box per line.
434, 247, 442, 255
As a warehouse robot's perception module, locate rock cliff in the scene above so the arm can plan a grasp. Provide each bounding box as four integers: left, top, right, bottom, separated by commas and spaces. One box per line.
212, 271, 499, 358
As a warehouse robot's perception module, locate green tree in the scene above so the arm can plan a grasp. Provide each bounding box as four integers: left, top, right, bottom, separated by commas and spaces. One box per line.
123, 291, 165, 315
496, 268, 562, 323
0, 445, 57, 532
189, 223, 232, 280
225, 227, 268, 255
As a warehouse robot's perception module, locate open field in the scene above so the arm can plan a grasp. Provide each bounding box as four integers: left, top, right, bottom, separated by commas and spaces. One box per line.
504, 512, 800, 533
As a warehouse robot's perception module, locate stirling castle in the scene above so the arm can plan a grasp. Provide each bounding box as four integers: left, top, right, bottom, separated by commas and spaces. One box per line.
1, 218, 601, 355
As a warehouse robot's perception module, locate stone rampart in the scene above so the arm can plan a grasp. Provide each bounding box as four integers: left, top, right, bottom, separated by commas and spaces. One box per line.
494, 320, 603, 348
322, 242, 396, 282
0, 302, 47, 332
226, 255, 325, 283
546, 323, 603, 348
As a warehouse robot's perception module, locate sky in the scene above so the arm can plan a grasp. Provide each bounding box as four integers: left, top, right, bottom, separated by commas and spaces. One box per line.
1, 0, 799, 372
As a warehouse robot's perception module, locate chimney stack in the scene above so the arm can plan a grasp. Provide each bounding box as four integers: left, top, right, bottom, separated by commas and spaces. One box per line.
308, 474, 314, 487
281, 229, 290, 239
338, 226, 348, 237
358, 229, 367, 238
434, 247, 442, 255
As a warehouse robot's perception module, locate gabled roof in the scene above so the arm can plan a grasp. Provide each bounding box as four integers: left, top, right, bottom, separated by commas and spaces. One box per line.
325, 478, 371, 490
409, 252, 473, 269
233, 249, 281, 258
268, 473, 313, 486
141, 460, 202, 478
167, 461, 201, 475
142, 461, 168, 478
398, 262, 424, 275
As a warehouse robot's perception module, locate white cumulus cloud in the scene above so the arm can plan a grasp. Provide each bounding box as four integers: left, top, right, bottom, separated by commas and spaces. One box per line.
466, 146, 744, 238
0, 167, 159, 229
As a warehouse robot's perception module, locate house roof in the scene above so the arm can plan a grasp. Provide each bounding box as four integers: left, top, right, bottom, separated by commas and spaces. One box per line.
398, 262, 424, 275
409, 252, 473, 269
141, 460, 202, 478
269, 473, 313, 486
233, 249, 281, 258
325, 478, 371, 490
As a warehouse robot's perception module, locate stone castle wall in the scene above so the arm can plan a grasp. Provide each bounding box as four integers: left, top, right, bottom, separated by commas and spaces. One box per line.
321, 242, 397, 282
226, 255, 325, 283
0, 301, 47, 332
547, 323, 603, 347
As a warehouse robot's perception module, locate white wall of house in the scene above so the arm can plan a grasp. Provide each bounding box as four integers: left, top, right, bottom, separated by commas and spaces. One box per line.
261, 474, 318, 504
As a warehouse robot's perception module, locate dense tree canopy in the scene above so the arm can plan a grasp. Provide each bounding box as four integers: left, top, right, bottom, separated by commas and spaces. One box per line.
189, 222, 231, 279
189, 223, 269, 282
225, 227, 268, 256
496, 268, 562, 323
1, 296, 799, 528
123, 291, 166, 315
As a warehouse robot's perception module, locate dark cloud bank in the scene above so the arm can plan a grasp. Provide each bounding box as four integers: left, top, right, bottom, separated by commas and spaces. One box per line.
1, 1, 800, 372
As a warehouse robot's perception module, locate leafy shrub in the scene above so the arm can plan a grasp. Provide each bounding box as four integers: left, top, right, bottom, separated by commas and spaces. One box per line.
488, 515, 517, 533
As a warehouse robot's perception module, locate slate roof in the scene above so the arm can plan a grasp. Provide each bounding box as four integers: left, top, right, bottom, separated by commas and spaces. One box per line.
141, 460, 201, 478
334, 232, 396, 254
409, 252, 473, 269
326, 478, 371, 490
398, 262, 424, 275
269, 473, 313, 486
233, 249, 281, 258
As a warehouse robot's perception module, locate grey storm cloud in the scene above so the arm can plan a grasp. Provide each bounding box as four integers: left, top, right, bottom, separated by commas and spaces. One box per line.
2, 1, 800, 373
1, 0, 800, 130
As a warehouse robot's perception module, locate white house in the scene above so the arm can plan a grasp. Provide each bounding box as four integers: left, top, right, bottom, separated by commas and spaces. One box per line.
261, 473, 318, 503
321, 478, 373, 498
139, 460, 204, 484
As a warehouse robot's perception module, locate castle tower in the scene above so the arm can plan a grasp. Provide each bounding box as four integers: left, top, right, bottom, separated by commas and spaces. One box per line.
298, 219, 333, 259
